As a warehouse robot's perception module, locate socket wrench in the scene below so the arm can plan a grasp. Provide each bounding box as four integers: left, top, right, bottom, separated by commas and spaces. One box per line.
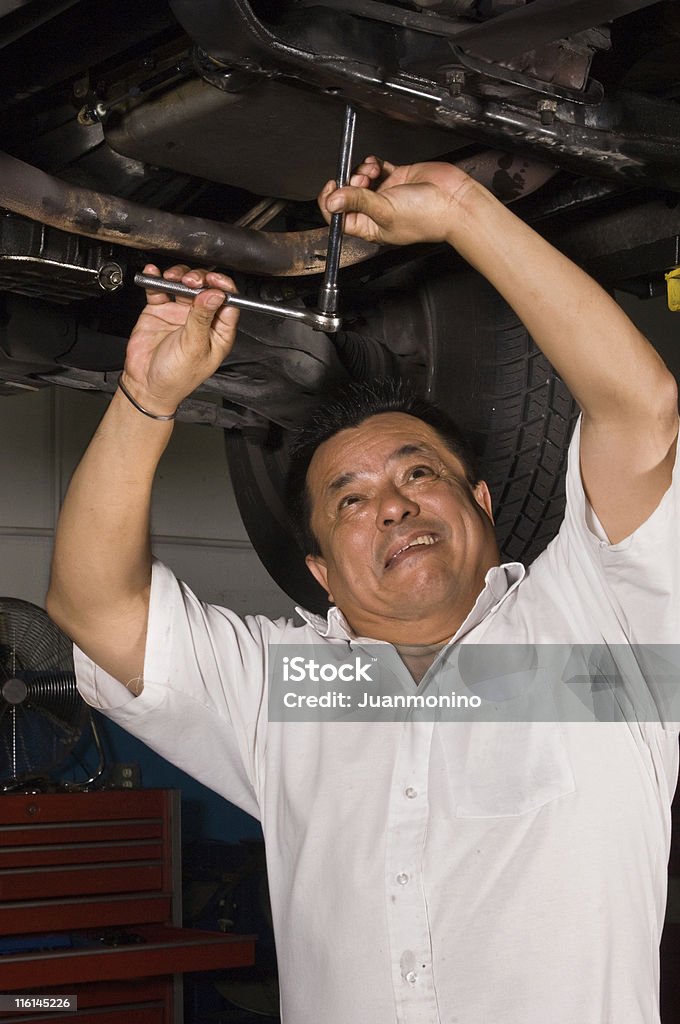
133, 273, 342, 331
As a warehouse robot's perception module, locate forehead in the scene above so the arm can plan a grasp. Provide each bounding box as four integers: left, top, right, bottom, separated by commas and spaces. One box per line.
307, 412, 460, 496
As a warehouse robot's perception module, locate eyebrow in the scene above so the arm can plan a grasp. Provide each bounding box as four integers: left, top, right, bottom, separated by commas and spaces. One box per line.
326, 443, 433, 494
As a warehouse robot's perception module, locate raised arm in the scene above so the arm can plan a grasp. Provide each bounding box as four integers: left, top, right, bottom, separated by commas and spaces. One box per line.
46, 265, 240, 691
321, 158, 679, 543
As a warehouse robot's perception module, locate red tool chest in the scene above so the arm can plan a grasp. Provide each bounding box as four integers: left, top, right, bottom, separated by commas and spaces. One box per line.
0, 789, 255, 1022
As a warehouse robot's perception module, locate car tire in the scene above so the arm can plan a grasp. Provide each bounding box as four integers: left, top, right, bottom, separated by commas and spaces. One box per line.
421, 266, 580, 565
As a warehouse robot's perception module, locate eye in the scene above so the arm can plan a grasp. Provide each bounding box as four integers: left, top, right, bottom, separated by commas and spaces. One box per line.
338, 493, 362, 510
407, 464, 436, 481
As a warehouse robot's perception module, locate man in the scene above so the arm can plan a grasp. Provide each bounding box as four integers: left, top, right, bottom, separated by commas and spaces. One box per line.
48, 156, 679, 1023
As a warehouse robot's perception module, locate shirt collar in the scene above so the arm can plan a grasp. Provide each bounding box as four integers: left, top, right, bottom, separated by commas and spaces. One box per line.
295, 561, 526, 642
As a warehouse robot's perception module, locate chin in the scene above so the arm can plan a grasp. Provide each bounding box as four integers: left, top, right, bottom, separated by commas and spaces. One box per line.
387, 567, 461, 609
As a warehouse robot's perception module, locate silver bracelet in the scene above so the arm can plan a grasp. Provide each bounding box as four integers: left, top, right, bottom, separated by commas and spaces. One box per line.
117, 375, 177, 421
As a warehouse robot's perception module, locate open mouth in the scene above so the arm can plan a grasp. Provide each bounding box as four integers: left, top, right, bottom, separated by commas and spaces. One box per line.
385, 534, 439, 570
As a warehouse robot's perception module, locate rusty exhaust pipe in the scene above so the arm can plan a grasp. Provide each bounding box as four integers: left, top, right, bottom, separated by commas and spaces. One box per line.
0, 148, 555, 276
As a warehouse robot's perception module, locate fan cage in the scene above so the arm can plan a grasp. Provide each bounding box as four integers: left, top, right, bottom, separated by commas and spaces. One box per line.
0, 597, 87, 787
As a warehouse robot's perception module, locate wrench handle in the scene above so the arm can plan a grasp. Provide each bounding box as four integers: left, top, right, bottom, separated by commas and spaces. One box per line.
134, 273, 205, 301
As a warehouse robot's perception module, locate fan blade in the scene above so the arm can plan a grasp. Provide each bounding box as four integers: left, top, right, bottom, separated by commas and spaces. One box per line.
454, 0, 661, 62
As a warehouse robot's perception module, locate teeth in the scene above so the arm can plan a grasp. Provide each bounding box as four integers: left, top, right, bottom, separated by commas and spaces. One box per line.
391, 535, 437, 562
407, 535, 436, 549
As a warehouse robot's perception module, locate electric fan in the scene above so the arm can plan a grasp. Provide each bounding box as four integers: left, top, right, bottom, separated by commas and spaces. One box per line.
0, 597, 99, 791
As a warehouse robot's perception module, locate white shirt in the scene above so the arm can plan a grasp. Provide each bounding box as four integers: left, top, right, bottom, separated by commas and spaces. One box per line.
75, 419, 680, 1024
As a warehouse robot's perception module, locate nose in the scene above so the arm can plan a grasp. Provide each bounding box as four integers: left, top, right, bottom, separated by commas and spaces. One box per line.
376, 483, 420, 530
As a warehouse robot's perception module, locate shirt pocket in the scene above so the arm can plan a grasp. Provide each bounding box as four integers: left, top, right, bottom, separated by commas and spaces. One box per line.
447, 720, 576, 818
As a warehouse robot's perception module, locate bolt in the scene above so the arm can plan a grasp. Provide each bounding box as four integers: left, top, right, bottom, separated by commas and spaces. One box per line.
445, 69, 465, 97
73, 79, 89, 99
537, 98, 558, 125
98, 263, 124, 291
77, 106, 98, 126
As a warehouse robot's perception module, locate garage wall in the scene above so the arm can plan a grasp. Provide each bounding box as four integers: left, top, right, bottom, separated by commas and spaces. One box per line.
0, 386, 294, 617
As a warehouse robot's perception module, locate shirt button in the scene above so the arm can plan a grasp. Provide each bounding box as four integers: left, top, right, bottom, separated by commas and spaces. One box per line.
405, 971, 418, 985
405, 787, 418, 799
396, 872, 409, 885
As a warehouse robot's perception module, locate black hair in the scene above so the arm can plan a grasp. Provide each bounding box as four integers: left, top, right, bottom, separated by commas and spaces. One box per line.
286, 377, 480, 558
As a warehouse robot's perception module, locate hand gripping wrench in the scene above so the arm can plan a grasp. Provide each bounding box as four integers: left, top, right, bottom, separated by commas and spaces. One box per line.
134, 105, 357, 332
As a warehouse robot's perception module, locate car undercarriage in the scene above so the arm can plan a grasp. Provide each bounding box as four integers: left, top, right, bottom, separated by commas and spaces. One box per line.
1, 0, 679, 607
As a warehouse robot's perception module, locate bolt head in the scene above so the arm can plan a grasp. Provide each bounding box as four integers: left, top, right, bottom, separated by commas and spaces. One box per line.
98, 263, 124, 291
444, 68, 465, 96
537, 98, 558, 125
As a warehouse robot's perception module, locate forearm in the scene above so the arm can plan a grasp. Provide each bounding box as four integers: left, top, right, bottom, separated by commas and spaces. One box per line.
47, 388, 173, 682
448, 181, 677, 424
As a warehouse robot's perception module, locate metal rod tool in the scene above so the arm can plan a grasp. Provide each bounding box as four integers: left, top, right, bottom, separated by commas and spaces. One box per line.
133, 273, 343, 332
317, 103, 357, 316
134, 104, 356, 333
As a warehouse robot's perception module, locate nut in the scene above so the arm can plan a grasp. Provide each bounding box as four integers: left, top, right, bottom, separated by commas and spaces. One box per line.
537, 98, 558, 125
445, 69, 466, 97
98, 262, 124, 291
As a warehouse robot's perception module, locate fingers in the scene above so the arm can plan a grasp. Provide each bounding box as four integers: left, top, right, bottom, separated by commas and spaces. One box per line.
317, 155, 396, 222
141, 262, 210, 306
180, 269, 240, 358
353, 155, 390, 180
186, 272, 240, 346
141, 263, 171, 305
142, 262, 237, 311
348, 171, 373, 189
318, 179, 337, 224
319, 174, 373, 225
165, 265, 233, 304
326, 184, 383, 218
140, 262, 240, 358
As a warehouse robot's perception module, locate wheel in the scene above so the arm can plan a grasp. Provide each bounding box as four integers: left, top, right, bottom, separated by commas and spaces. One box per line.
226, 260, 579, 614
420, 263, 580, 564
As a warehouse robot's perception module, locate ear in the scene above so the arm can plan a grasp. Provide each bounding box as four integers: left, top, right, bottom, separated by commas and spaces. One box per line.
305, 554, 335, 603
473, 480, 494, 524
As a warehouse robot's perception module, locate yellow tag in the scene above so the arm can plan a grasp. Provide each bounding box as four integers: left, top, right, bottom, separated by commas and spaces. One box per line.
665, 266, 680, 311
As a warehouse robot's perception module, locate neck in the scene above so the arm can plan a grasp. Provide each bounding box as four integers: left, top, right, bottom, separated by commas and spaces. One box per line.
340, 584, 483, 648
394, 638, 450, 684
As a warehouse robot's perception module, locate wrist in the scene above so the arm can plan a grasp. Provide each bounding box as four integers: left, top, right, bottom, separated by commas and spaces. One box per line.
118, 372, 180, 421
443, 177, 499, 249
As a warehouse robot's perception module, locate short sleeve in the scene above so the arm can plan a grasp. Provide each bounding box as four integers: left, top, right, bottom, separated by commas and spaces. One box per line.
561, 416, 680, 645
75, 559, 273, 818
541, 417, 680, 734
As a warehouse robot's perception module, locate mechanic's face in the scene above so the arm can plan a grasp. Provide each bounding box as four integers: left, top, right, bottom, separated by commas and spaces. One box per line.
305, 413, 499, 641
